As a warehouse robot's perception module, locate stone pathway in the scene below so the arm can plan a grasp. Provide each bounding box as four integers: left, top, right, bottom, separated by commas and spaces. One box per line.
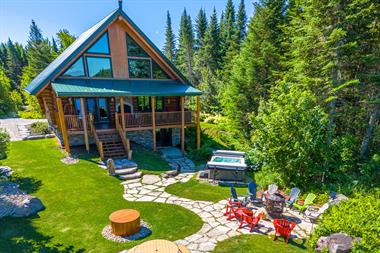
122, 174, 313, 253
0, 118, 47, 141
158, 147, 196, 172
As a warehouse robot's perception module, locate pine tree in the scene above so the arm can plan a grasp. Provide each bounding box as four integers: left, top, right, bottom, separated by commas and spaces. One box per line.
222, 0, 287, 133
51, 37, 59, 54
195, 8, 207, 50
163, 11, 176, 61
176, 9, 195, 83
56, 29, 76, 52
0, 43, 8, 69
220, 0, 236, 59
6, 39, 24, 90
236, 0, 247, 43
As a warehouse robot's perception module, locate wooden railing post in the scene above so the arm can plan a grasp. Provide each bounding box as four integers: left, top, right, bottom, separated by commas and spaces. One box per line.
120, 97, 125, 131
56, 97, 70, 155
197, 96, 201, 150
80, 98, 89, 153
151, 97, 156, 151
181, 96, 185, 154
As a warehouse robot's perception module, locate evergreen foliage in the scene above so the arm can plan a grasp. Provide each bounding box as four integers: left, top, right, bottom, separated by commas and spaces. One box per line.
163, 11, 176, 61
236, 0, 247, 43
56, 29, 76, 53
0, 128, 10, 160
195, 8, 208, 50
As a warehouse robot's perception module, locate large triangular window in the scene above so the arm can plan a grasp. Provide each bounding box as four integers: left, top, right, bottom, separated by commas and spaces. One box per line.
126, 34, 149, 57
61, 57, 85, 77
86, 32, 110, 54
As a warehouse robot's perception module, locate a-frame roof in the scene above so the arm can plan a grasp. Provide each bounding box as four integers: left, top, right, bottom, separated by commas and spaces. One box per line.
25, 7, 190, 95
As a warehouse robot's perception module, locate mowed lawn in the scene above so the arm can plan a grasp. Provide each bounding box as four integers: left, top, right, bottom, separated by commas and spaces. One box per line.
0, 139, 202, 253
165, 177, 247, 203
213, 234, 312, 253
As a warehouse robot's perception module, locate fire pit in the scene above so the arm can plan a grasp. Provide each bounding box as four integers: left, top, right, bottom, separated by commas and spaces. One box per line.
265, 193, 285, 218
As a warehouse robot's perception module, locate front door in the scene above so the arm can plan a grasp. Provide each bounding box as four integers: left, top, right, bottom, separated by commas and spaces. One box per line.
157, 129, 172, 147
87, 98, 111, 127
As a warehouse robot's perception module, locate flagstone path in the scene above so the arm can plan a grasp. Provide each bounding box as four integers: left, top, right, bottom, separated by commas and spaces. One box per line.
122, 173, 312, 253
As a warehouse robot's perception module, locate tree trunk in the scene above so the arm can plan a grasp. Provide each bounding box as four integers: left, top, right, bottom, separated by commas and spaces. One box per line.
359, 104, 379, 158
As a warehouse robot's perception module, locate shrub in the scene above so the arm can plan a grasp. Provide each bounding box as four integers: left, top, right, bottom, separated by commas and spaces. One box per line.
30, 122, 50, 135
0, 128, 10, 159
310, 190, 380, 252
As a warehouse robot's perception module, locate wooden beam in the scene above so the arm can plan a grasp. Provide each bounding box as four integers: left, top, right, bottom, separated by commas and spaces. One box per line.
181, 96, 185, 154
196, 96, 201, 150
80, 98, 89, 153
56, 97, 70, 154
120, 97, 125, 131
151, 97, 156, 151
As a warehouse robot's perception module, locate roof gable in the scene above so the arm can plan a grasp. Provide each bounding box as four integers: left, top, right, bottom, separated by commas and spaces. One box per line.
25, 8, 190, 95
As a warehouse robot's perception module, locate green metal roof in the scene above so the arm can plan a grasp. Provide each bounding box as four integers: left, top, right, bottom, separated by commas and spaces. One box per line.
51, 78, 202, 97
25, 7, 190, 95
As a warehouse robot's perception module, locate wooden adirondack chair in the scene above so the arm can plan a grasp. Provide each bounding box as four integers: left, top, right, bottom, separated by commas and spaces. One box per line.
224, 198, 242, 220
293, 193, 316, 213
238, 211, 265, 232
285, 187, 301, 207
273, 219, 296, 244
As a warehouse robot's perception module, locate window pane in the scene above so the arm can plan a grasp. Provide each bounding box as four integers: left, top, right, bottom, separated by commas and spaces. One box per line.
98, 98, 109, 121
62, 57, 85, 77
155, 97, 164, 111
87, 57, 113, 78
129, 59, 151, 79
137, 96, 151, 112
74, 98, 82, 116
86, 33, 110, 54
126, 34, 149, 57
152, 61, 170, 79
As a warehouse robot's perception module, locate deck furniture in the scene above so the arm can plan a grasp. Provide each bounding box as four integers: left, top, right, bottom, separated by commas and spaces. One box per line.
285, 187, 301, 207
246, 182, 264, 205
238, 211, 265, 232
132, 239, 179, 253
293, 193, 316, 213
225, 198, 242, 220
273, 219, 297, 244
178, 244, 191, 253
268, 184, 278, 195
304, 203, 329, 222
230, 187, 247, 205
265, 193, 285, 218
109, 209, 140, 236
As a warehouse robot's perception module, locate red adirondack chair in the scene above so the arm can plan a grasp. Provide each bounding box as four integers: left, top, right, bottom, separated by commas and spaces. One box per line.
224, 198, 241, 220
238, 212, 264, 232
273, 219, 297, 244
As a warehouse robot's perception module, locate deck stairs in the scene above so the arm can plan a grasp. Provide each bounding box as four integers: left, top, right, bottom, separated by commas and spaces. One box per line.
97, 130, 127, 159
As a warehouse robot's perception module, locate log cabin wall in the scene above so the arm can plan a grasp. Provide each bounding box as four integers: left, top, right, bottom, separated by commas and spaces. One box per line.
37, 84, 57, 126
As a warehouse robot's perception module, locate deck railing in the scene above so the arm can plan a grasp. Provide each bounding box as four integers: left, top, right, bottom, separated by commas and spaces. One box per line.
89, 113, 104, 160
64, 115, 90, 131
118, 110, 195, 129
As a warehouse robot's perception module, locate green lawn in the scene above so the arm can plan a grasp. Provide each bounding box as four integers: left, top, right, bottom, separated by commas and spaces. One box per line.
165, 177, 247, 203
132, 146, 172, 175
213, 234, 311, 253
0, 139, 202, 253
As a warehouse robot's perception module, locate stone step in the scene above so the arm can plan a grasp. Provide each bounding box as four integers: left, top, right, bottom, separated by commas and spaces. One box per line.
114, 167, 138, 175
119, 171, 142, 180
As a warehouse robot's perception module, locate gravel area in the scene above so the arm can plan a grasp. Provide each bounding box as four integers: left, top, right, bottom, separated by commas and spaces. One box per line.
101, 221, 152, 243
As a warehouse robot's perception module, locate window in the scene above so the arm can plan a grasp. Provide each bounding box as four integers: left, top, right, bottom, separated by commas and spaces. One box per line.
74, 98, 82, 116
155, 97, 164, 111
137, 96, 150, 112
87, 57, 113, 78
128, 59, 151, 79
86, 33, 110, 54
126, 34, 149, 57
152, 61, 170, 79
62, 57, 85, 77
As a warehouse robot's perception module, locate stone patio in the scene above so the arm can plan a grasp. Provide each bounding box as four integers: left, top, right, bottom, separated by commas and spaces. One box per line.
122, 173, 314, 253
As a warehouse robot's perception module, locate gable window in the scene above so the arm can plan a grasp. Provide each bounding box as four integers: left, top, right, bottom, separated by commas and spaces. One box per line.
62, 57, 85, 77
86, 32, 110, 54
126, 33, 170, 80
87, 57, 113, 78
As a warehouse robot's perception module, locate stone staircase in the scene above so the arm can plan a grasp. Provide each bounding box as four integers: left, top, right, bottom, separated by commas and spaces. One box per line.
100, 158, 142, 181
98, 130, 127, 159
158, 147, 196, 172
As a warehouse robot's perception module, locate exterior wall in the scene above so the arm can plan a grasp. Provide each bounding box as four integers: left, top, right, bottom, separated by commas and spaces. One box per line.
127, 130, 153, 149
172, 128, 181, 146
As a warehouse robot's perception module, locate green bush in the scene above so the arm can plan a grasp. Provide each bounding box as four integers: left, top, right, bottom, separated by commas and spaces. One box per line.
30, 122, 50, 135
310, 190, 380, 252
0, 128, 10, 160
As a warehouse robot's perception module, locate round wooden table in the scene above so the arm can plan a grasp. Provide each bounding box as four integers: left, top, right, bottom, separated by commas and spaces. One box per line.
109, 209, 140, 236
132, 239, 179, 253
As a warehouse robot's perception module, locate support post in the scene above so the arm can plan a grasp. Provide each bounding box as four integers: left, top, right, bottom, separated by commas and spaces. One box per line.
196, 96, 201, 150
80, 98, 89, 153
151, 97, 156, 151
120, 97, 125, 131
181, 96, 185, 154
56, 97, 70, 154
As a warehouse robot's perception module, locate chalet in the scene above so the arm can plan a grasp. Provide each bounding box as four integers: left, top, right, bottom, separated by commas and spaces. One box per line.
25, 0, 202, 160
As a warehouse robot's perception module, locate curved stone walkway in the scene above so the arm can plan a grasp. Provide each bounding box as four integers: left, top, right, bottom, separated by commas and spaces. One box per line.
122, 173, 312, 253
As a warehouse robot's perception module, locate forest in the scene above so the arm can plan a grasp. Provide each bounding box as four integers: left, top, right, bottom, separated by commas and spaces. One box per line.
0, 0, 379, 192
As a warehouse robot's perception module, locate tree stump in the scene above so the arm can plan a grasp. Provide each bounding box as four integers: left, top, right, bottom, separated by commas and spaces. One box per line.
109, 209, 140, 236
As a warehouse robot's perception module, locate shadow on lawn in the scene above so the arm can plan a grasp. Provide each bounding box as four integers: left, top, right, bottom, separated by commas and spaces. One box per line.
0, 216, 85, 253
10, 175, 42, 194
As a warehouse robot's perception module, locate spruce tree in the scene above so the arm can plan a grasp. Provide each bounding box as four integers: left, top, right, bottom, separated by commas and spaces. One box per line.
220, 0, 236, 59
56, 29, 76, 52
195, 8, 207, 50
6, 39, 24, 90
236, 0, 247, 43
163, 11, 176, 61
176, 9, 195, 83
51, 37, 59, 54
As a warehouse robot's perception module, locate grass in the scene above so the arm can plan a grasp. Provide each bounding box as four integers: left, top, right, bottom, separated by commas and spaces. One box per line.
0, 139, 203, 253
213, 234, 311, 253
165, 177, 247, 203
131, 146, 172, 175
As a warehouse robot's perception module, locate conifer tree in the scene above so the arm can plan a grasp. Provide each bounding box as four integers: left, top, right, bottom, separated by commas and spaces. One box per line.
220, 0, 236, 59
51, 37, 59, 54
163, 11, 176, 61
176, 9, 195, 83
56, 29, 76, 52
6, 39, 25, 90
195, 8, 207, 50
236, 0, 247, 43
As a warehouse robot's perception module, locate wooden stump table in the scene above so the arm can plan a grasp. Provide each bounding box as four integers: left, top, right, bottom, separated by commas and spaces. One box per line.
109, 209, 140, 236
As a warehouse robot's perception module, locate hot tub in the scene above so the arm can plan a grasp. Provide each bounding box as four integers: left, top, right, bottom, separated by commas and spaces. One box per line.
207, 150, 247, 181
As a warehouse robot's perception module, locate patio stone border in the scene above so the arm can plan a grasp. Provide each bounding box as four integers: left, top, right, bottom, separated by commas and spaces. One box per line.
122, 174, 313, 253
101, 220, 151, 243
